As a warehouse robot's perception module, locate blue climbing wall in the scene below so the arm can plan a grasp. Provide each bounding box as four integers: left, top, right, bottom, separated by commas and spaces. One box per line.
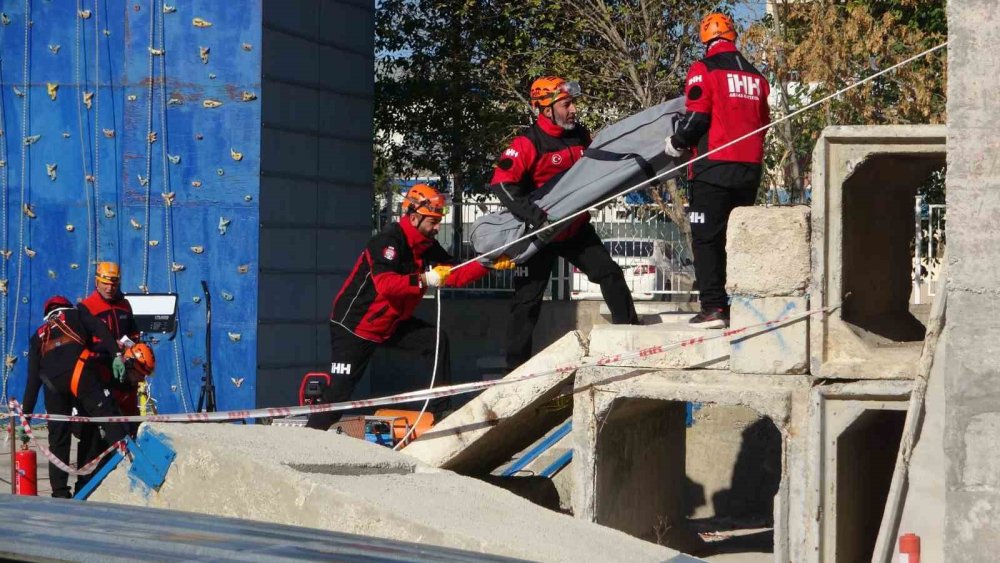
0, 0, 262, 414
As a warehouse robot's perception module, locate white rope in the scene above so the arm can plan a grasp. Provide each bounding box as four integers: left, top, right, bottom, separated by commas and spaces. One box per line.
155, 0, 188, 412
0, 39, 10, 406
392, 287, 440, 450
76, 0, 95, 298
92, 0, 101, 262
140, 0, 155, 288
3, 0, 32, 406
452, 39, 951, 271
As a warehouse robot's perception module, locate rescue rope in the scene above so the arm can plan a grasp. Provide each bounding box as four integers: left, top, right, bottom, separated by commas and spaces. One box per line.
92, 0, 102, 263
0, 37, 10, 407
3, 302, 836, 424
392, 287, 440, 450
140, 0, 156, 288
76, 0, 96, 298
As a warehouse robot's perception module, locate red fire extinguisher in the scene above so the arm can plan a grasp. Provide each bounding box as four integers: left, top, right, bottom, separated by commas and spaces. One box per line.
14, 440, 37, 496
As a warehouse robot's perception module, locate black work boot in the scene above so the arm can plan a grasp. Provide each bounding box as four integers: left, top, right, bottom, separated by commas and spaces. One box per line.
688, 307, 730, 329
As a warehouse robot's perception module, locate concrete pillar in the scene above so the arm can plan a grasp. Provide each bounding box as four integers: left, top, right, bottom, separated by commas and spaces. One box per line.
944, 1, 1000, 557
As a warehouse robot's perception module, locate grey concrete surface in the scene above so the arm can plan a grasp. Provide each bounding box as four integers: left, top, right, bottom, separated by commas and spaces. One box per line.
726, 207, 810, 298
90, 422, 684, 562
403, 332, 585, 474
945, 2, 1000, 558
809, 125, 946, 380
588, 323, 730, 370
729, 297, 809, 375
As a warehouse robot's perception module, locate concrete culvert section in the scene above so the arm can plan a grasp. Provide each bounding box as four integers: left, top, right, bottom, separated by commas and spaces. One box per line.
840, 154, 945, 343
89, 422, 689, 562
834, 410, 906, 563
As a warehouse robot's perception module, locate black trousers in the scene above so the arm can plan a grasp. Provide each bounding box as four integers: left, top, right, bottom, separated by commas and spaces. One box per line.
40, 370, 129, 498
506, 222, 638, 370
689, 179, 759, 310
306, 318, 452, 431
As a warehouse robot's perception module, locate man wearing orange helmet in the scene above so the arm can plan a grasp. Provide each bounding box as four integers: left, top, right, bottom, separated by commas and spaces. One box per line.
664, 13, 771, 328
21, 296, 130, 497
307, 184, 508, 430
490, 76, 638, 370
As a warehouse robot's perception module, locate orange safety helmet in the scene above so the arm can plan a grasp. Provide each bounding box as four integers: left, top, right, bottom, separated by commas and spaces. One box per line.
95, 261, 121, 284
401, 184, 448, 218
699, 12, 737, 44
125, 342, 156, 377
529, 76, 581, 110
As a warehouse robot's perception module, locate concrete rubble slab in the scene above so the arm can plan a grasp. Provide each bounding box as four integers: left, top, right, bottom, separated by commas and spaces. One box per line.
90, 422, 688, 562
810, 125, 946, 379
404, 331, 585, 474
730, 296, 809, 375
571, 366, 811, 559
588, 324, 730, 370
726, 206, 810, 298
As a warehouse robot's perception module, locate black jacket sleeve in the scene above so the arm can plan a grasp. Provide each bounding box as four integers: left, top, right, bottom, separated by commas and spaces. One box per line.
671, 111, 711, 149
489, 182, 548, 229
22, 335, 42, 416
77, 308, 122, 358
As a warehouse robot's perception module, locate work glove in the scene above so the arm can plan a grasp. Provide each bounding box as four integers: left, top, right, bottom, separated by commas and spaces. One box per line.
664, 136, 685, 158
423, 265, 452, 288
492, 255, 517, 270
15, 424, 28, 443
533, 220, 559, 244
112, 354, 127, 383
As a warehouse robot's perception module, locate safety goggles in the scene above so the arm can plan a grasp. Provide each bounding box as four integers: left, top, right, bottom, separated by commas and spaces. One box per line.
408, 193, 452, 217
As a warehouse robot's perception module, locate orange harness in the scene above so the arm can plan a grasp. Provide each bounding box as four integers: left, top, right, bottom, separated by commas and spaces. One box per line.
70, 349, 93, 397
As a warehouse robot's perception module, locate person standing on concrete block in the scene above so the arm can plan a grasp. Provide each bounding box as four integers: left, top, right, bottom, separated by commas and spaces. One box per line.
307, 184, 513, 430
21, 296, 131, 498
664, 13, 771, 328
490, 76, 639, 370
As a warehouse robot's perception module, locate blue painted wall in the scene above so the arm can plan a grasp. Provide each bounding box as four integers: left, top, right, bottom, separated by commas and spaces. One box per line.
0, 0, 262, 414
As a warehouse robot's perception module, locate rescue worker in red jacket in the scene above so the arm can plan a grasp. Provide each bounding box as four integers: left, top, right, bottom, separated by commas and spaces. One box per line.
490, 76, 638, 370
307, 184, 513, 430
664, 13, 771, 328
79, 262, 140, 417
21, 296, 130, 498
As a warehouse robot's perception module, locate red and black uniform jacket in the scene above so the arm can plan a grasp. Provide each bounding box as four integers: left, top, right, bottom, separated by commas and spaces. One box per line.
79, 291, 140, 414
671, 40, 771, 186
490, 112, 591, 241
22, 308, 120, 416
330, 218, 489, 343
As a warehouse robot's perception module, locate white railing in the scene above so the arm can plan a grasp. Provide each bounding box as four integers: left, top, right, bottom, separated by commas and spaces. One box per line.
912, 196, 946, 305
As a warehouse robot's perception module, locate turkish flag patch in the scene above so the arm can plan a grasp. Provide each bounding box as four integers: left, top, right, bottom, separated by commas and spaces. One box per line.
383, 246, 396, 260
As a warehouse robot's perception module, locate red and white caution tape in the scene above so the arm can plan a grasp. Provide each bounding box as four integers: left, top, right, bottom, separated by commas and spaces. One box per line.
8, 401, 126, 476
6, 302, 836, 426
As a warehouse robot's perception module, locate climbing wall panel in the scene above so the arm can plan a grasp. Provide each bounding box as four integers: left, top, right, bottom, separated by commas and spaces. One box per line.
0, 0, 262, 415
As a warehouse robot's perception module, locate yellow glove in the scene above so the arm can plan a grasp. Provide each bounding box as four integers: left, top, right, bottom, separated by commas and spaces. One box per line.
424, 265, 452, 288
492, 255, 516, 270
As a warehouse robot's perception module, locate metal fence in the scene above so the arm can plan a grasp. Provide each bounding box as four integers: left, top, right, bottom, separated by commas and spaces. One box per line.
376, 197, 696, 300
913, 197, 947, 305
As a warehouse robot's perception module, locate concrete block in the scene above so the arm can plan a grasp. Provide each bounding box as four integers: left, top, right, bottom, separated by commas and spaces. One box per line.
810, 125, 945, 379
729, 296, 809, 375
91, 424, 681, 562
403, 332, 586, 474
572, 367, 810, 557
587, 324, 729, 370
726, 206, 810, 297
